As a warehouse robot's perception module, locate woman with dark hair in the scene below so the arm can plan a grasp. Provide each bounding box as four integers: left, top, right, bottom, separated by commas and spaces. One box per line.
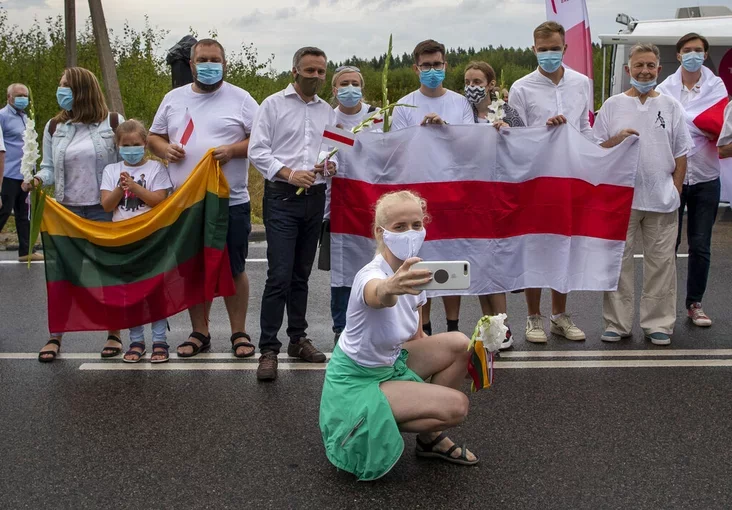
26, 67, 125, 362
463, 61, 523, 349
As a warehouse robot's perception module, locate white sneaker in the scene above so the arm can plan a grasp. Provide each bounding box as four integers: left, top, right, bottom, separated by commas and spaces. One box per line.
525, 315, 547, 343
688, 303, 712, 327
550, 314, 586, 341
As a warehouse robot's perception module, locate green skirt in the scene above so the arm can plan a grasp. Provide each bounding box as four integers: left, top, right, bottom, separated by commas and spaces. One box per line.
319, 345, 422, 481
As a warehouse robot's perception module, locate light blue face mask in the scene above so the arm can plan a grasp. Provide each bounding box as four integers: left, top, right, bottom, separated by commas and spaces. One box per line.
419, 69, 445, 89
13, 97, 29, 110
337, 85, 362, 108
630, 77, 657, 95
119, 146, 146, 165
56, 87, 73, 111
537, 51, 564, 73
681, 52, 705, 73
196, 63, 224, 85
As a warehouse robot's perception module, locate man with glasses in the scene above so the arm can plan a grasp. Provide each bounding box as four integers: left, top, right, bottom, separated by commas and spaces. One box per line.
391, 39, 474, 337
249, 46, 337, 381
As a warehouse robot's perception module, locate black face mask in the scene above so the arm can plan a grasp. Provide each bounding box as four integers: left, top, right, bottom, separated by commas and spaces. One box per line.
296, 73, 324, 97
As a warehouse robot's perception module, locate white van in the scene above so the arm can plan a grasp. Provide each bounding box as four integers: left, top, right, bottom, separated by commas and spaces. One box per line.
599, 6, 732, 102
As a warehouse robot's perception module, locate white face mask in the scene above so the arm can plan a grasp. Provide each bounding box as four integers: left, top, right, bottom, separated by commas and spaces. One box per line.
380, 227, 427, 261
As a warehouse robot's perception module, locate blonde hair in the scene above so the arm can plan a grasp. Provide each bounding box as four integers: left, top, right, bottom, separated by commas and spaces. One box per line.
464, 61, 496, 85
372, 190, 429, 255
534, 21, 565, 43
115, 119, 148, 145
54, 67, 109, 124
331, 67, 364, 88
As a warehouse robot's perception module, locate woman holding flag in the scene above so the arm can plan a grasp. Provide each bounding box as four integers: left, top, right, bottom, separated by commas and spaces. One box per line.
319, 190, 478, 482
26, 67, 125, 362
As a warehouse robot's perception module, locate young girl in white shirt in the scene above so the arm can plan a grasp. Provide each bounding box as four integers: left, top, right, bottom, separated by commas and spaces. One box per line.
100, 120, 173, 362
319, 190, 478, 481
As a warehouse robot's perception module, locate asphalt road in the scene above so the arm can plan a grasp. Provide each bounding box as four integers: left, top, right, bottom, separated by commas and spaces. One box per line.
2, 210, 732, 509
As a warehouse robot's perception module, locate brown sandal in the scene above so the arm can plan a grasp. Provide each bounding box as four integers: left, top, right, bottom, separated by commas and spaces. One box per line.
38, 339, 61, 363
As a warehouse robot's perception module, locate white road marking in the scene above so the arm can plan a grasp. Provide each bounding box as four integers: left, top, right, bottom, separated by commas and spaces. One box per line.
79, 362, 326, 371
499, 349, 732, 358
0, 352, 332, 360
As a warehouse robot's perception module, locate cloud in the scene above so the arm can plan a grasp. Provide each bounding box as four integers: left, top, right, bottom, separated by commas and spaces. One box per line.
5, 0, 48, 8
231, 9, 263, 27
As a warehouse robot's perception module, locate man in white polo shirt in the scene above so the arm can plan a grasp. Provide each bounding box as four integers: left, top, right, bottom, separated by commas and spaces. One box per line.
148, 39, 260, 359
509, 21, 592, 344
391, 39, 474, 337
594, 43, 693, 346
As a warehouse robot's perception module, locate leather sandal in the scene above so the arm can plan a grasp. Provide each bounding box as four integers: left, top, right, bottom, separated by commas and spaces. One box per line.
38, 339, 61, 363
101, 335, 123, 358
415, 432, 479, 466
231, 332, 255, 358
123, 342, 147, 363
176, 332, 211, 358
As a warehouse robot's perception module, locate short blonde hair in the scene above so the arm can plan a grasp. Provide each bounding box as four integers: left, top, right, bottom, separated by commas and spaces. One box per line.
114, 119, 148, 145
372, 190, 429, 255
534, 21, 565, 43
331, 67, 364, 88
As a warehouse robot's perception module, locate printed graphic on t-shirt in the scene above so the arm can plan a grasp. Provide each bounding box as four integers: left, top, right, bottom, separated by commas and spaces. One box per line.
656, 111, 666, 129
118, 174, 149, 213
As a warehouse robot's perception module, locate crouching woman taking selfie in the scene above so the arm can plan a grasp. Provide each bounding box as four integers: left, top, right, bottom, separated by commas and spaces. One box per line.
319, 190, 478, 481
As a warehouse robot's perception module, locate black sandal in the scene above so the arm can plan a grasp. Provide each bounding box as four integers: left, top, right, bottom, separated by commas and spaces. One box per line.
151, 343, 170, 364
231, 332, 255, 358
123, 342, 146, 363
177, 332, 211, 358
38, 339, 61, 363
101, 335, 123, 358
415, 432, 479, 466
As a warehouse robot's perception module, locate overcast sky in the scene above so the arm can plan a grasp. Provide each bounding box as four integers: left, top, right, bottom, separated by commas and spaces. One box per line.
4, 0, 726, 70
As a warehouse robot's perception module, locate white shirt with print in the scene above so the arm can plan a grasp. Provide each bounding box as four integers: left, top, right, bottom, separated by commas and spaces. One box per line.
100, 160, 172, 222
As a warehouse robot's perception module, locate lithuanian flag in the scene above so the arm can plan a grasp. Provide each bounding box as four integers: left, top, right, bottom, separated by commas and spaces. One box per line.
41, 150, 235, 332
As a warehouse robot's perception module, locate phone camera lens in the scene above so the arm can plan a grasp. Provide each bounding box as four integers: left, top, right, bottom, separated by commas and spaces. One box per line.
434, 269, 449, 284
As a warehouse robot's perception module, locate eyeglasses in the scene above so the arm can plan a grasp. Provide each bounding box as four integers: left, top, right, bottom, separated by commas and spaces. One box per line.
417, 61, 445, 72
335, 65, 360, 73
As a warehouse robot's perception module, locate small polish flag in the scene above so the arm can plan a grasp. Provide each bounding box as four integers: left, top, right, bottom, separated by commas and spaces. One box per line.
179, 110, 195, 146
322, 125, 356, 151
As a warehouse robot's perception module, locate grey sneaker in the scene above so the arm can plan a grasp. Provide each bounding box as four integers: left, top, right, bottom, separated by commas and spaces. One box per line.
646, 332, 671, 346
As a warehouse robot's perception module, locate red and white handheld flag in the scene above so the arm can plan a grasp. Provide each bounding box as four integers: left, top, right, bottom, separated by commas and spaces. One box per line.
330, 125, 640, 296
179, 109, 195, 147
547, 0, 595, 121
323, 125, 356, 151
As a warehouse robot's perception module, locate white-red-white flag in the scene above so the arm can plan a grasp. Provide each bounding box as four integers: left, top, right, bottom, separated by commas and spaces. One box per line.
330, 125, 640, 296
547, 0, 595, 121
179, 109, 195, 146
323, 125, 356, 151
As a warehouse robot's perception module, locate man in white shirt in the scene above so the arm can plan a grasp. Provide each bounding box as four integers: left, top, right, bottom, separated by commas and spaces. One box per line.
148, 39, 260, 359
594, 43, 693, 346
391, 39, 474, 336
249, 46, 337, 381
508, 21, 591, 344
657, 33, 728, 328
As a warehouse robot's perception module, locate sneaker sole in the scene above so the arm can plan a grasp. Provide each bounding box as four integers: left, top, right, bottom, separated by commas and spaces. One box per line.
646, 337, 671, 346
550, 326, 586, 341
499, 337, 514, 350
690, 319, 712, 327
525, 335, 547, 344
600, 335, 621, 342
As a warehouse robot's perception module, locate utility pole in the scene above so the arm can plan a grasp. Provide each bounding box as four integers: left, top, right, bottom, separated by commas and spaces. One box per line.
64, 0, 76, 67
88, 0, 125, 116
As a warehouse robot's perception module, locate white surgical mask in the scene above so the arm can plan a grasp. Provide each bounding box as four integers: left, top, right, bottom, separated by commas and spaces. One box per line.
380, 227, 426, 261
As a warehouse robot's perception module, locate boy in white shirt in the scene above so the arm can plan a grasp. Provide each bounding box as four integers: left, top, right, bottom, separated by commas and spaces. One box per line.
594, 43, 693, 346
508, 21, 591, 344
391, 39, 474, 336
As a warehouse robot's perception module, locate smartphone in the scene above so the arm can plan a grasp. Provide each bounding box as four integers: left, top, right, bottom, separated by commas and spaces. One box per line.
412, 261, 471, 291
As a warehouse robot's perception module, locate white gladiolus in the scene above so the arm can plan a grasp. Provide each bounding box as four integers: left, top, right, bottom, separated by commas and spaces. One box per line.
478, 313, 508, 353
20, 117, 39, 183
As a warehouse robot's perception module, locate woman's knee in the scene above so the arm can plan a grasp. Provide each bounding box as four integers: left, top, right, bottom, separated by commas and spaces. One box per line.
445, 331, 471, 354
447, 391, 470, 424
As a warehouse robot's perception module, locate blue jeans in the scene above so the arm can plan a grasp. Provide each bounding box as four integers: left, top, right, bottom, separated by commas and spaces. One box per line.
259, 182, 326, 353
331, 286, 351, 333
129, 320, 168, 345
676, 178, 720, 309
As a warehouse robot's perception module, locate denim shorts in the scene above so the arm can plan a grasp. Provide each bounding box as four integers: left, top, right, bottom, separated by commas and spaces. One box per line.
227, 202, 251, 277
62, 204, 112, 222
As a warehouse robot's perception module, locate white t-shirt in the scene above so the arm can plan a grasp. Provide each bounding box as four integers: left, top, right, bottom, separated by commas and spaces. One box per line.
677, 76, 721, 185
100, 160, 172, 222
391, 89, 474, 130
325, 103, 374, 220
718, 102, 732, 148
63, 124, 101, 206
338, 255, 427, 368
593, 93, 693, 213
509, 67, 593, 138
150, 82, 259, 206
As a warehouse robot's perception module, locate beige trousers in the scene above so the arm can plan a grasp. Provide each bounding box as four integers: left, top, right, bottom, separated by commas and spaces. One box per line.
603, 209, 678, 335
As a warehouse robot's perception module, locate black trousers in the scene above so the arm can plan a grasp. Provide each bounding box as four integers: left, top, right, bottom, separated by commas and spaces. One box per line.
259, 181, 326, 354
0, 178, 31, 256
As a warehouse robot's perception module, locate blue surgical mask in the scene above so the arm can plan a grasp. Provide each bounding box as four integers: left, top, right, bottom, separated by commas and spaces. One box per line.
56, 87, 73, 111
119, 146, 146, 165
537, 51, 564, 73
337, 85, 362, 108
630, 77, 657, 95
419, 69, 445, 89
13, 97, 29, 110
681, 52, 705, 73
196, 63, 224, 85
